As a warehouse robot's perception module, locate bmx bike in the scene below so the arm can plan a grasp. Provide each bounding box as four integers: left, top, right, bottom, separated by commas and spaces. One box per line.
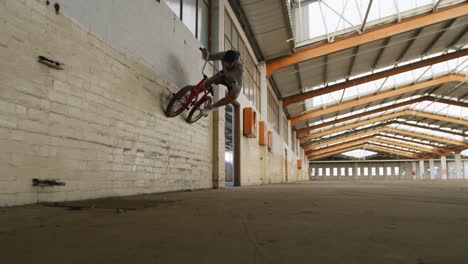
164, 58, 213, 124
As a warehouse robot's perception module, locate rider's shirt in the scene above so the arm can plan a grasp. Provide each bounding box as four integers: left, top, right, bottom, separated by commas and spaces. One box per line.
208, 52, 244, 93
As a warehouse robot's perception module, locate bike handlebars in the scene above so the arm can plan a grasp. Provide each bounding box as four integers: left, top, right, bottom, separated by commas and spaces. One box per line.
200, 47, 209, 80
202, 60, 208, 80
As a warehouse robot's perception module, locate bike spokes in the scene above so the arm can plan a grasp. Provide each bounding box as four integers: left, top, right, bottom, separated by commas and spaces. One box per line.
186, 96, 212, 123
165, 86, 194, 117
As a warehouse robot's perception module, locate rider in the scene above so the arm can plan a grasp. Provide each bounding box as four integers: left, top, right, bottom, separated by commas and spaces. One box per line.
200, 48, 244, 116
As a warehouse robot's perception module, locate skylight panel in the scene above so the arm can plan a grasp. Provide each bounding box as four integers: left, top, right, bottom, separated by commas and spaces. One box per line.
296, 0, 464, 44
462, 149, 468, 157
308, 2, 327, 38
342, 149, 377, 158
367, 1, 398, 22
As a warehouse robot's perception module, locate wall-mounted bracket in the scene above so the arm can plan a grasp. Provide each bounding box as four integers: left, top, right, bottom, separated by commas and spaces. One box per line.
38, 56, 64, 70
32, 178, 66, 187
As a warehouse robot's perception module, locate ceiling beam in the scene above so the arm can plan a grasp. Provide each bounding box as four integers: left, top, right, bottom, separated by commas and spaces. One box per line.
283, 49, 468, 108
295, 95, 468, 136
378, 134, 444, 148
308, 143, 368, 161
303, 119, 468, 149
301, 116, 467, 143
366, 144, 423, 158
384, 127, 468, 147
291, 74, 465, 126
308, 142, 423, 160
300, 111, 412, 143
299, 109, 468, 143
374, 137, 445, 156
303, 122, 399, 148
411, 111, 468, 126
302, 115, 468, 150
304, 123, 457, 153
367, 142, 421, 156
304, 128, 386, 152
377, 134, 453, 154
307, 135, 430, 157
307, 135, 376, 156
392, 120, 467, 137
267, 3, 468, 77
307, 132, 451, 156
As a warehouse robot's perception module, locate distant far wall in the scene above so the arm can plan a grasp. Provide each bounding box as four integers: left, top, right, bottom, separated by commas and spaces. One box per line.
310, 159, 468, 180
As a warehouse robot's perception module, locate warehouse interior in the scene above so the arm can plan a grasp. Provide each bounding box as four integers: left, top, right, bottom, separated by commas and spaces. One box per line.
0, 0, 467, 263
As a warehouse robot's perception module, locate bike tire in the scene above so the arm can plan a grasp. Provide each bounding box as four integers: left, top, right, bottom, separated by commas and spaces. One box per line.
186, 96, 212, 124
165, 86, 195, 117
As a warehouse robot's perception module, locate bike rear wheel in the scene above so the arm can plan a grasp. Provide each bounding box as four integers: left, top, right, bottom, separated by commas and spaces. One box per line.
165, 86, 195, 117
186, 96, 212, 123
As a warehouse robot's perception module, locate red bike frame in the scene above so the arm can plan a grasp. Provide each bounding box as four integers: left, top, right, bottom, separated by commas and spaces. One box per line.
183, 60, 210, 110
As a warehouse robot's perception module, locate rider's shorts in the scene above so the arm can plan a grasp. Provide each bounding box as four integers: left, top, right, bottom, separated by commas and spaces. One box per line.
219, 70, 241, 98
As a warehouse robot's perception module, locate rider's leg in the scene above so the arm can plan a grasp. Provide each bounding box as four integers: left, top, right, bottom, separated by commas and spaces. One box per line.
204, 72, 224, 88
211, 88, 238, 108
202, 83, 240, 116
212, 81, 241, 108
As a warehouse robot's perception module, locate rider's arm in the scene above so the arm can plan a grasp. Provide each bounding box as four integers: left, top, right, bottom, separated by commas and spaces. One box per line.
208, 52, 227, 61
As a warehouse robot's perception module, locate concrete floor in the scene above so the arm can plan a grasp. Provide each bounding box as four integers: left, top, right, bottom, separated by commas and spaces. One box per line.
2, 181, 468, 264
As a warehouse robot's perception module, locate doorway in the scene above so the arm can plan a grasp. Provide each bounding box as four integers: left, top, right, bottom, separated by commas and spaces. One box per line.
225, 103, 240, 187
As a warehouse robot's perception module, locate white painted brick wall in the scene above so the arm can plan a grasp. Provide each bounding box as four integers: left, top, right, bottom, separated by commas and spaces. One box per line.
268, 153, 283, 183
0, 0, 212, 206
238, 93, 306, 185
240, 136, 263, 185
58, 0, 206, 89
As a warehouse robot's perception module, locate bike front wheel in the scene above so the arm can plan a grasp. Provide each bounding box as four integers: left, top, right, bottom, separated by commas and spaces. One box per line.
186, 96, 212, 124
165, 86, 195, 117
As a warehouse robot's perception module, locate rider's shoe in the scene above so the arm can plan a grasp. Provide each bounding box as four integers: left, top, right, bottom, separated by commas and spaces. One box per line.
202, 108, 211, 117
202, 103, 213, 116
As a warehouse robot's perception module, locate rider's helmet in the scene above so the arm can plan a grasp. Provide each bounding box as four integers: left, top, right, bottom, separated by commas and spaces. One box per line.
222, 50, 240, 63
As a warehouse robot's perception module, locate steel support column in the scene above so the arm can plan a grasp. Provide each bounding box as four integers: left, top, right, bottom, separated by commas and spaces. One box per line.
419, 160, 426, 180
441, 156, 448, 180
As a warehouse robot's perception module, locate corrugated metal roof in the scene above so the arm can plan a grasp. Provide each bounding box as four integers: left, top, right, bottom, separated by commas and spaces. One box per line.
236, 0, 467, 160
240, 0, 292, 59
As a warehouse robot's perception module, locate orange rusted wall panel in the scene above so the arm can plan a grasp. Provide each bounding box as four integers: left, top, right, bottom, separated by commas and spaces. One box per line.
243, 107, 257, 138
258, 121, 267, 146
